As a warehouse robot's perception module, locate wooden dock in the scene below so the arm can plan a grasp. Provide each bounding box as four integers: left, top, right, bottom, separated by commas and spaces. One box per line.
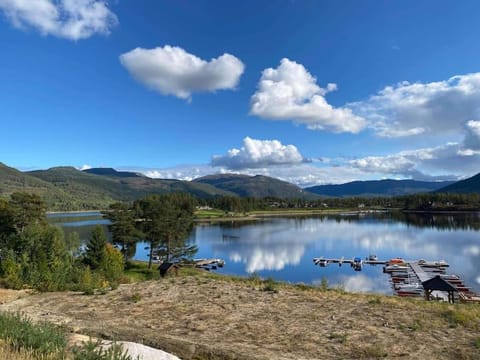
313, 255, 478, 302
409, 262, 431, 283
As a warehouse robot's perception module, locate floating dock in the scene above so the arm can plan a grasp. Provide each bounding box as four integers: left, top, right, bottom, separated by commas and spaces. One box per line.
193, 258, 225, 270
313, 255, 386, 271
313, 255, 478, 302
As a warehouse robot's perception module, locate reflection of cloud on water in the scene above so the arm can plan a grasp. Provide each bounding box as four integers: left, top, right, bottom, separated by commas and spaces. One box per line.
341, 274, 377, 293
195, 216, 480, 292
463, 245, 480, 256
202, 220, 317, 273
312, 274, 391, 294
229, 246, 304, 273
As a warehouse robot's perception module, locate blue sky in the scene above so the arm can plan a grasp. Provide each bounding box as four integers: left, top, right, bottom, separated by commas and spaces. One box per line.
1, 0, 480, 186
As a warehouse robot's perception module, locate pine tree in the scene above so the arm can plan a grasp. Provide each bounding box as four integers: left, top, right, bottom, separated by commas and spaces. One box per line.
84, 225, 107, 270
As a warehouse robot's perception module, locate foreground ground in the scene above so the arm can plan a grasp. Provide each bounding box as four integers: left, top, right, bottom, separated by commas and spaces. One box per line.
1, 271, 479, 360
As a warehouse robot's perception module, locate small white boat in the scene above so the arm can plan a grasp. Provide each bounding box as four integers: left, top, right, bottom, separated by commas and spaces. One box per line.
383, 264, 409, 273
417, 259, 449, 267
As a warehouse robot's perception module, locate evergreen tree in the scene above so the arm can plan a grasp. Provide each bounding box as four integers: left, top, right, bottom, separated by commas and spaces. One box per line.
8, 192, 46, 233
103, 203, 138, 263
135, 193, 197, 266
0, 199, 16, 239
84, 225, 107, 270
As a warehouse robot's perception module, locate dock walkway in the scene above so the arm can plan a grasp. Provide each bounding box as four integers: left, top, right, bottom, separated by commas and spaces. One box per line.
409, 262, 431, 283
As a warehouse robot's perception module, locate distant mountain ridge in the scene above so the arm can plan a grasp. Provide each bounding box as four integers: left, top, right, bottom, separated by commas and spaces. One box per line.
305, 179, 454, 197
83, 167, 145, 178
435, 172, 480, 193
193, 174, 313, 198
1, 165, 233, 210
2, 161, 479, 210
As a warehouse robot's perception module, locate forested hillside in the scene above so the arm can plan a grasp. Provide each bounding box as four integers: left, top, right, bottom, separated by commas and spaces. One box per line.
194, 174, 315, 198
305, 179, 453, 197
435, 172, 480, 194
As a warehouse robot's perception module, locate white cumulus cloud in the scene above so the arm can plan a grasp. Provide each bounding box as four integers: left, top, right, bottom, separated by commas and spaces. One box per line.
119, 45, 245, 100
350, 140, 480, 181
351, 73, 480, 138
0, 0, 118, 40
250, 58, 366, 133
211, 136, 309, 170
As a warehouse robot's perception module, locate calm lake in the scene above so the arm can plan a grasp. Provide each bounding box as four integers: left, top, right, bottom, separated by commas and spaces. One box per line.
48, 211, 480, 294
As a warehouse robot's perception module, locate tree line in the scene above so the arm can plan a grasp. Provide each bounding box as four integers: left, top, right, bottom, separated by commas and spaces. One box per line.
199, 192, 480, 212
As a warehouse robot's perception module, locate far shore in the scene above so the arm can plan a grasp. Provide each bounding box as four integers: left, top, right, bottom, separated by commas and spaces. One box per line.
47, 207, 479, 221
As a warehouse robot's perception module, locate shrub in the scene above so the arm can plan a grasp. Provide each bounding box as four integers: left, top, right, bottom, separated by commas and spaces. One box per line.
319, 277, 328, 291
101, 244, 124, 286
262, 277, 279, 293
0, 251, 22, 290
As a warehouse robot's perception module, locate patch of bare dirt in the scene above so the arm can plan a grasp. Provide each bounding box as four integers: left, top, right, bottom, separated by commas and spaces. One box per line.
1, 276, 479, 359
0, 289, 28, 305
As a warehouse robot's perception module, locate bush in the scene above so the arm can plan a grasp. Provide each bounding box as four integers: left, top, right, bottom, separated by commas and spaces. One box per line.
0, 251, 22, 290
101, 244, 124, 286
262, 277, 279, 293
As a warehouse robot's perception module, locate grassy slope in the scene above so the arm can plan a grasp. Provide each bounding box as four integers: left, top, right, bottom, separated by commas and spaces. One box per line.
1, 268, 479, 360
0, 162, 57, 197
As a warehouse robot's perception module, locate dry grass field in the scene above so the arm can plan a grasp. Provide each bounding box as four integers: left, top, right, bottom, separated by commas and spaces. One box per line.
1, 271, 479, 359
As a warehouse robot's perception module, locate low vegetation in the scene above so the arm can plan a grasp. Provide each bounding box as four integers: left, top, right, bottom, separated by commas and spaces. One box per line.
0, 312, 136, 360
1, 269, 479, 359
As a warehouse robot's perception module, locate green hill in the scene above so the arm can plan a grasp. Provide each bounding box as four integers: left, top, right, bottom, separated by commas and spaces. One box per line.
435, 172, 480, 193
0, 162, 59, 198
305, 179, 453, 197
24, 167, 234, 210
83, 167, 145, 178
193, 173, 315, 198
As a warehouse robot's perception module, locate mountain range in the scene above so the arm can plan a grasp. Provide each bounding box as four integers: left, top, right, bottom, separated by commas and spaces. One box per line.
0, 162, 479, 210
304, 179, 454, 197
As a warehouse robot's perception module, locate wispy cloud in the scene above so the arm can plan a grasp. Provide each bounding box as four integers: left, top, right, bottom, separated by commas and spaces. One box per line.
0, 0, 118, 40
119, 45, 245, 100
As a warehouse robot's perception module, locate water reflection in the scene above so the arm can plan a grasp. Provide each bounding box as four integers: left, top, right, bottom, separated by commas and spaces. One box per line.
50, 212, 480, 293
312, 274, 392, 294
193, 214, 480, 292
